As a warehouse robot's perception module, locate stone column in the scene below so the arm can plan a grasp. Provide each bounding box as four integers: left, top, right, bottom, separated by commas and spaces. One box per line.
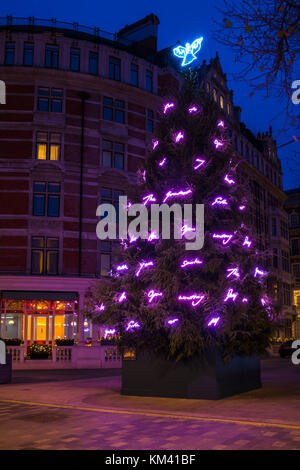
77, 294, 85, 345
91, 322, 99, 346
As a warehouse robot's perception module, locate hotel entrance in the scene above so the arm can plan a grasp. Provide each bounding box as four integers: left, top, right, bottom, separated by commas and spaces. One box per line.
0, 295, 79, 350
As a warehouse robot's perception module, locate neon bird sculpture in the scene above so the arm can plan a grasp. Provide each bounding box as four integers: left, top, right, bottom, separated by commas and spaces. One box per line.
173, 37, 204, 67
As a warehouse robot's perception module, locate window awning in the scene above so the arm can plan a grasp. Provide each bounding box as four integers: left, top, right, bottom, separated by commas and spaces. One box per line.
1, 291, 78, 301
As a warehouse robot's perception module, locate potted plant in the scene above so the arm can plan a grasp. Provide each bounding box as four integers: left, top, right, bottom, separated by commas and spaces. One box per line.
29, 343, 51, 359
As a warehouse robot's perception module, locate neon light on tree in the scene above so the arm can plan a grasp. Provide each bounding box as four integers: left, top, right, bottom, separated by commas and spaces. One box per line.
88, 73, 274, 362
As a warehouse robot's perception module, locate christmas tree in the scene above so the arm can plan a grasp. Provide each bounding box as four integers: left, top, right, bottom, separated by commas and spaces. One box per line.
89, 72, 274, 363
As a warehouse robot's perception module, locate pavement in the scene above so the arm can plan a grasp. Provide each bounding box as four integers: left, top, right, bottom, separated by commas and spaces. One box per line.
0, 358, 300, 450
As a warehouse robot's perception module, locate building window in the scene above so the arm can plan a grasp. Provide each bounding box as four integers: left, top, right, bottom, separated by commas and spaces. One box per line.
37, 87, 63, 113
131, 63, 139, 87
109, 57, 121, 81
291, 238, 300, 256
5, 43, 15, 65
206, 82, 210, 94
290, 213, 299, 228
70, 48, 80, 71
282, 282, 291, 306
23, 43, 34, 66
36, 132, 61, 161
103, 97, 125, 124
282, 250, 290, 273
89, 51, 98, 75
102, 140, 125, 170
227, 102, 231, 115
213, 88, 217, 103
147, 109, 154, 132
33, 182, 61, 217
146, 70, 153, 92
220, 95, 224, 109
31, 237, 59, 275
45, 45, 59, 69
271, 217, 277, 236
292, 264, 300, 277
280, 220, 289, 240
99, 241, 112, 276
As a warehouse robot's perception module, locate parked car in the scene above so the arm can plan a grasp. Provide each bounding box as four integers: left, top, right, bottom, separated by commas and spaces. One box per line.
279, 340, 300, 358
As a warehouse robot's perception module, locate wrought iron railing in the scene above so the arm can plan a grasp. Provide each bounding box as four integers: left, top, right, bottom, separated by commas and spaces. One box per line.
0, 16, 133, 46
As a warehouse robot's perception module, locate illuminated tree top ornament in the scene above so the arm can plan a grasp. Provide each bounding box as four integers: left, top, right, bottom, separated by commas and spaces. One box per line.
173, 37, 203, 67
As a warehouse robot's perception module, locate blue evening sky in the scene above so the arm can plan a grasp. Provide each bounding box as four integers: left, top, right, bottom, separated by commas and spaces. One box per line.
1, 0, 299, 189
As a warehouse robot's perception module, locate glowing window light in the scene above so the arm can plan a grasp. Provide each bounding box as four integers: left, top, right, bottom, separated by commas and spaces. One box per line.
163, 102, 175, 114
212, 233, 233, 245
211, 196, 228, 207
126, 320, 140, 331
117, 292, 127, 303
207, 316, 220, 327
146, 290, 163, 303
181, 258, 203, 268
224, 288, 238, 302
84, 321, 89, 327
175, 131, 184, 143
178, 294, 205, 307
214, 139, 224, 149
242, 236, 252, 248
173, 37, 203, 67
226, 267, 240, 279
224, 174, 236, 185
158, 157, 167, 167
135, 261, 154, 278
163, 188, 192, 203
143, 193, 157, 206
193, 158, 206, 170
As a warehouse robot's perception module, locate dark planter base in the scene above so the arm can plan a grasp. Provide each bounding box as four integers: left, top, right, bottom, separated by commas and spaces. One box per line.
122, 347, 261, 400
0, 354, 12, 384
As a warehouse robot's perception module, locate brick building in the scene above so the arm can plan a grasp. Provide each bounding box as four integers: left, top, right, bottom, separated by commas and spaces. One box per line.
285, 187, 300, 336
0, 14, 294, 364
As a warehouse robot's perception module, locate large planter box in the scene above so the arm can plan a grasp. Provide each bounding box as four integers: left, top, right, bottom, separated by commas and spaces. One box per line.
122, 347, 261, 400
0, 354, 12, 384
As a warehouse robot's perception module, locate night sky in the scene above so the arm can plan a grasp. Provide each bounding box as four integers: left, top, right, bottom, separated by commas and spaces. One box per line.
3, 0, 299, 190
